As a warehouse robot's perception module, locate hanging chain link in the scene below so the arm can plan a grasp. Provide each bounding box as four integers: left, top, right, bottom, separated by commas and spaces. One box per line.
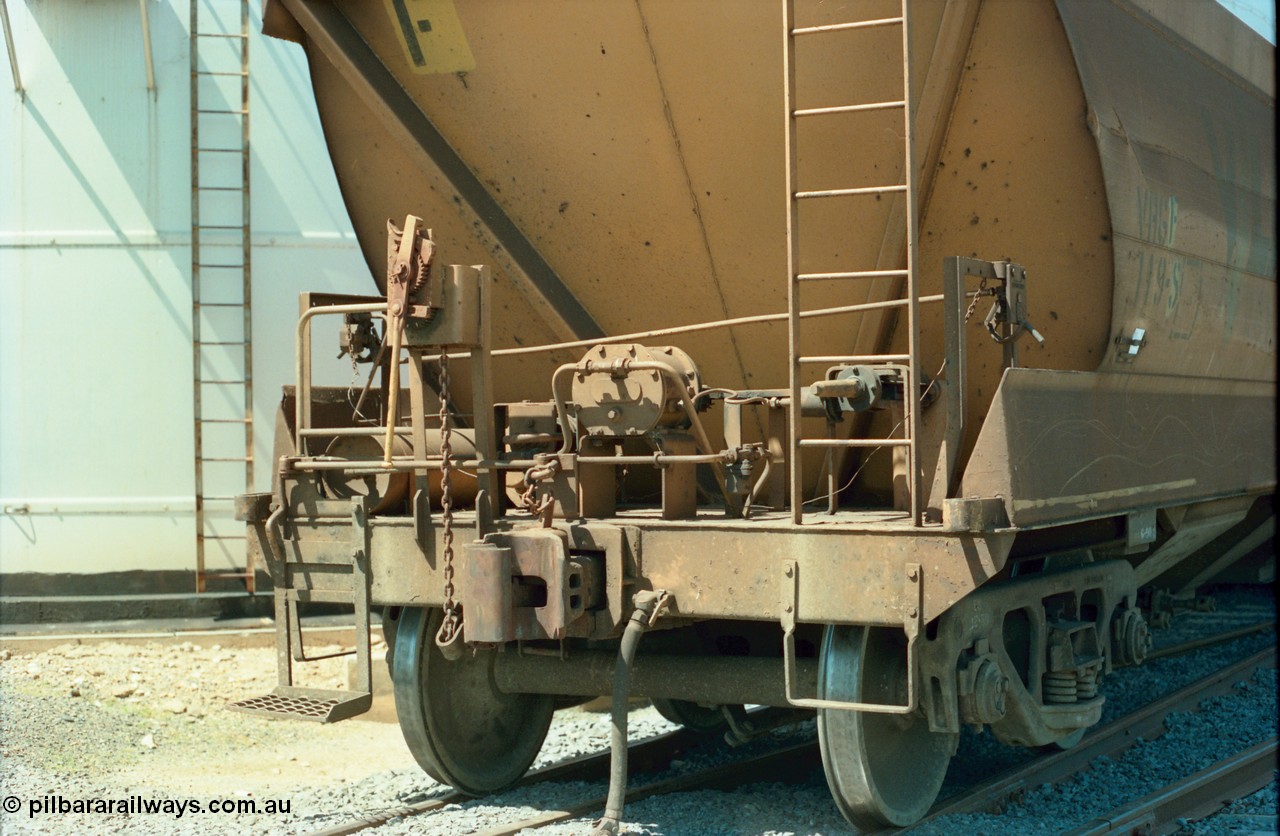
342, 320, 367, 421
520, 459, 559, 527
964, 274, 989, 323
434, 351, 463, 653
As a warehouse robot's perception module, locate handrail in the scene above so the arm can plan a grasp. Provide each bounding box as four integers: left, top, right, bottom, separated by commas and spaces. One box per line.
294, 303, 386, 456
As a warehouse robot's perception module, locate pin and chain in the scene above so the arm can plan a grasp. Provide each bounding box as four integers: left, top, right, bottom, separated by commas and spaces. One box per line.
519, 459, 559, 528
964, 274, 990, 323
433, 352, 464, 655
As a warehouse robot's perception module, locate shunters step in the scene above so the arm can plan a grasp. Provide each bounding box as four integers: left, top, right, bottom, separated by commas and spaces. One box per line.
228, 497, 375, 724
230, 688, 372, 724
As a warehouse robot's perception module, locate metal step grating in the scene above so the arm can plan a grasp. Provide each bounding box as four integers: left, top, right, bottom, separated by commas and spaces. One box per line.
229, 687, 372, 724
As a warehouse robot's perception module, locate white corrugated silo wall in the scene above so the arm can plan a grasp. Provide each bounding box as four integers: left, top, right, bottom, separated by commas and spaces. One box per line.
0, 1, 368, 587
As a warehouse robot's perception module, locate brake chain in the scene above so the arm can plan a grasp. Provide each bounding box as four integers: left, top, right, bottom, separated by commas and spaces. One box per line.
434, 352, 464, 657
964, 274, 989, 323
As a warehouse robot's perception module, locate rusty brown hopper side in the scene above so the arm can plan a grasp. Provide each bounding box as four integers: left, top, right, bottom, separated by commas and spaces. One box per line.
262, 0, 1274, 520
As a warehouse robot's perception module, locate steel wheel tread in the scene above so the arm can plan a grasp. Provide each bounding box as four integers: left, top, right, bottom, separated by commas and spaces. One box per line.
391, 607, 555, 795
817, 625, 958, 829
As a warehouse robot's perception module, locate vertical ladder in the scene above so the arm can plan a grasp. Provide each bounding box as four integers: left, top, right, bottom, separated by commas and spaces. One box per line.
191, 0, 255, 592
783, 1, 923, 525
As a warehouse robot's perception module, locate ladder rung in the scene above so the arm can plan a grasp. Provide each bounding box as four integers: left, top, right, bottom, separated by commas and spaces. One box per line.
793, 101, 904, 117
196, 224, 248, 231
194, 302, 246, 308
196, 147, 246, 153
199, 379, 249, 385
197, 418, 251, 424
196, 341, 247, 346
799, 354, 911, 364
795, 185, 907, 199
196, 186, 245, 192
195, 32, 248, 39
197, 108, 248, 115
797, 269, 908, 281
196, 71, 249, 77
798, 438, 911, 448
200, 494, 242, 501
792, 17, 903, 36
199, 534, 248, 540
195, 263, 246, 268
201, 456, 253, 462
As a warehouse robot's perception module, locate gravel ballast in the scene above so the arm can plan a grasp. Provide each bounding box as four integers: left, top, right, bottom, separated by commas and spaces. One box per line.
0, 585, 1274, 834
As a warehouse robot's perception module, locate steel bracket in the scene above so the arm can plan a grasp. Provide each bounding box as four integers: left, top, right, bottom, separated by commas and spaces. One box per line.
779, 558, 922, 713
943, 496, 1010, 532
229, 497, 373, 723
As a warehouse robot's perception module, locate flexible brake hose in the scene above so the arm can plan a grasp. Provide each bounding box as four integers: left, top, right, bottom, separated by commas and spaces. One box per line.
591, 589, 669, 836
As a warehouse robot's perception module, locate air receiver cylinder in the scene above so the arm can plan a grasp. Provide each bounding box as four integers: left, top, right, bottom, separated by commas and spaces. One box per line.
322, 430, 478, 513
570, 344, 702, 439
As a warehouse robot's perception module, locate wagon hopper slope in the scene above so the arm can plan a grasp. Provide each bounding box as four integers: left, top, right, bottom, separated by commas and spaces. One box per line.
235, 0, 1274, 830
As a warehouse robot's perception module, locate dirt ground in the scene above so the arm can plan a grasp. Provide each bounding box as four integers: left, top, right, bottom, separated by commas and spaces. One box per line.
0, 630, 418, 797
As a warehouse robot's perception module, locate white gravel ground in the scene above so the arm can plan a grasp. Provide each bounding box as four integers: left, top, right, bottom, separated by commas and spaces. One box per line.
0, 585, 1274, 835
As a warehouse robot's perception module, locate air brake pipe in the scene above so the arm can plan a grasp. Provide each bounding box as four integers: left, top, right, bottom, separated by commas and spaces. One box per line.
420, 295, 947, 364
492, 648, 817, 707
287, 458, 539, 472
489, 294, 946, 358
591, 589, 667, 836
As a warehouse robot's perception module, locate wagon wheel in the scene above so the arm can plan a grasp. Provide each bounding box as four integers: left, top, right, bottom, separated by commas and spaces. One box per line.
817, 625, 958, 829
391, 607, 555, 795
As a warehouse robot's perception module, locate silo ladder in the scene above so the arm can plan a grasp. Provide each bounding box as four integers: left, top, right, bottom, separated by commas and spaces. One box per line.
190, 0, 255, 592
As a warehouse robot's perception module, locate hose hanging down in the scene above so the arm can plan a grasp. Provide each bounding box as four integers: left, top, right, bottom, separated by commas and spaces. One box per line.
591, 589, 671, 836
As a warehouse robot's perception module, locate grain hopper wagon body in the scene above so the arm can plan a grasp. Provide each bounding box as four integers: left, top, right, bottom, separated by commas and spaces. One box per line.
233, 0, 1275, 826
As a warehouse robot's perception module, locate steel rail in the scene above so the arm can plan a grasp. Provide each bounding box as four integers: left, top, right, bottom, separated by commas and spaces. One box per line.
1062, 737, 1277, 835
304, 727, 706, 836
1146, 619, 1275, 660
902, 643, 1277, 832
473, 741, 821, 836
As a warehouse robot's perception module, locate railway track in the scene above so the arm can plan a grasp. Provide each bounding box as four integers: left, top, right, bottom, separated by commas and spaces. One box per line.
904, 644, 1276, 832
307, 726, 710, 836
307, 622, 1274, 835
1062, 738, 1276, 836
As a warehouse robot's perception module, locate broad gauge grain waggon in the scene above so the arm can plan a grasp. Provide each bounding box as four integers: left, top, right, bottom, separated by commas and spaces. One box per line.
231, 0, 1275, 828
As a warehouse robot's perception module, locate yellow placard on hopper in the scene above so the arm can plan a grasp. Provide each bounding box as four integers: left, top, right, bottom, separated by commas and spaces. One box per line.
385, 0, 476, 74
